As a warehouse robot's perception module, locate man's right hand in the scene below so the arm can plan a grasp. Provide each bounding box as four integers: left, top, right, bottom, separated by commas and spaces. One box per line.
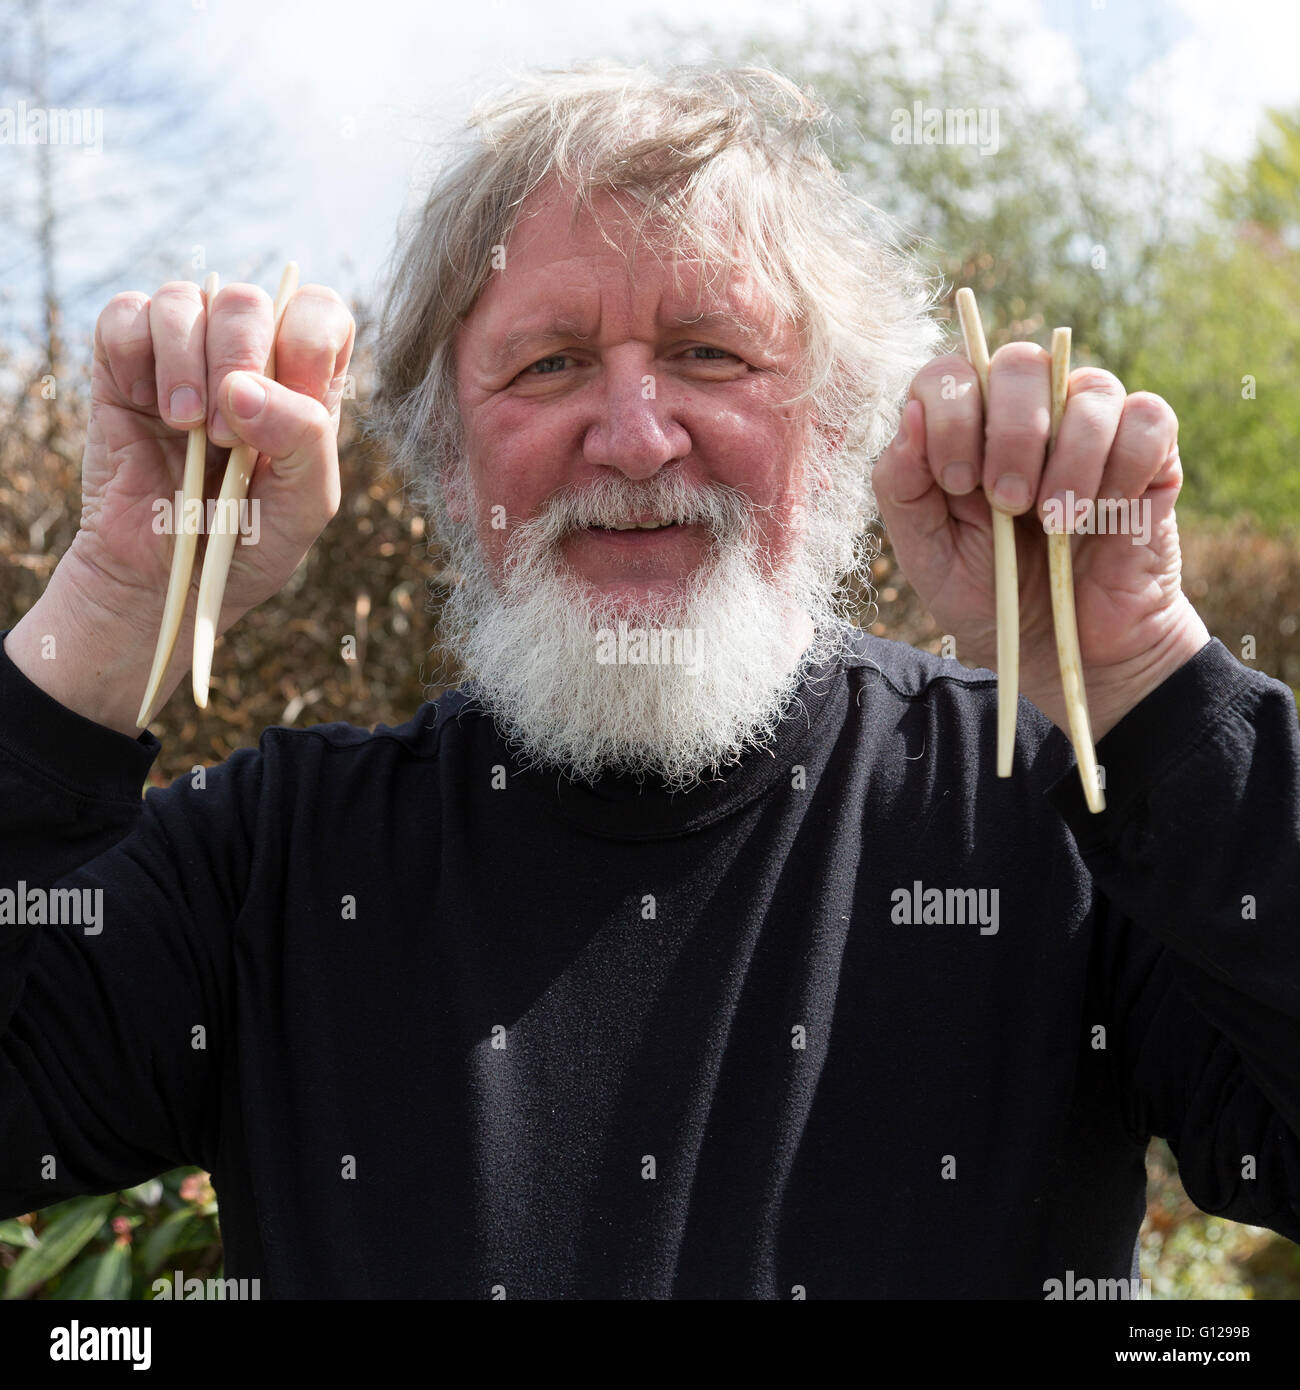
5, 277, 355, 736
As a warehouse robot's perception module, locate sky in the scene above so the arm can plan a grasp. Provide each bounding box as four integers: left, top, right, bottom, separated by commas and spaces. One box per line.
1, 0, 1297, 355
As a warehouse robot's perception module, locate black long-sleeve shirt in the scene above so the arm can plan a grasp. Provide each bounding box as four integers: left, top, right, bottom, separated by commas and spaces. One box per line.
2, 624, 1298, 1298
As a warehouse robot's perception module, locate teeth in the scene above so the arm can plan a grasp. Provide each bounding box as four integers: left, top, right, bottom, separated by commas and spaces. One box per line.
604, 521, 676, 531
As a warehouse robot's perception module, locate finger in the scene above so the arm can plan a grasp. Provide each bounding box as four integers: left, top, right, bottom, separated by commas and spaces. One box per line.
272, 284, 356, 425
873, 399, 959, 588
1098, 391, 1179, 520
147, 281, 209, 430
221, 372, 342, 538
92, 291, 156, 410
907, 352, 984, 495
984, 341, 1051, 515
222, 371, 336, 477
205, 282, 274, 446
1035, 367, 1126, 533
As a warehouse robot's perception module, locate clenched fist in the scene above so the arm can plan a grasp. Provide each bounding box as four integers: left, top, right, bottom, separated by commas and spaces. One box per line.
874, 341, 1210, 742
77, 276, 354, 638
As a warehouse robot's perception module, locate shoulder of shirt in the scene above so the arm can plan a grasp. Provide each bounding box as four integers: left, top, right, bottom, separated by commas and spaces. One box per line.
247, 686, 479, 763
836, 627, 1070, 784
840, 626, 1002, 702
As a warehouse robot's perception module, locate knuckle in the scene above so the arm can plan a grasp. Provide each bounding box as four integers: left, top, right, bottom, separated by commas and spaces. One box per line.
276, 342, 338, 394
987, 422, 1047, 454
1068, 367, 1124, 400
984, 422, 1045, 461
989, 341, 1051, 375
281, 288, 355, 368
153, 280, 203, 306
104, 290, 149, 316
96, 294, 151, 352
918, 353, 976, 388
300, 399, 333, 444
1123, 390, 1175, 430
212, 282, 273, 318
298, 282, 345, 310
990, 341, 1048, 371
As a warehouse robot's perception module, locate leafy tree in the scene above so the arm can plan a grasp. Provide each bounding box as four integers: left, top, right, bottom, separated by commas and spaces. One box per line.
1130, 108, 1300, 530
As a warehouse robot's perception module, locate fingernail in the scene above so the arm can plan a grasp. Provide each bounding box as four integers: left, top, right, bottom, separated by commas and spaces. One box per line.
169, 386, 203, 424
228, 375, 266, 418
210, 409, 233, 443
131, 378, 156, 408
993, 475, 1029, 511
941, 462, 975, 494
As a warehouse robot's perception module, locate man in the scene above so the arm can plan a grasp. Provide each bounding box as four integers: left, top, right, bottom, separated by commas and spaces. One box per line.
2, 62, 1297, 1299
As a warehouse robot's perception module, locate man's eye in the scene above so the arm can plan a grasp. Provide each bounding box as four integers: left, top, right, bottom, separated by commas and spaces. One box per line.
523, 354, 571, 376
518, 346, 740, 379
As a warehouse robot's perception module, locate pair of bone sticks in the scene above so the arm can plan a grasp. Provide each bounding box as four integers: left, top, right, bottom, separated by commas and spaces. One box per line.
955, 288, 1104, 813
136, 263, 300, 728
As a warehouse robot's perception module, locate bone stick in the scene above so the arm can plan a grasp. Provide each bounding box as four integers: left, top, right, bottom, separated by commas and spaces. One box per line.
191, 261, 299, 709
1046, 327, 1105, 814
135, 271, 221, 728
955, 288, 1018, 777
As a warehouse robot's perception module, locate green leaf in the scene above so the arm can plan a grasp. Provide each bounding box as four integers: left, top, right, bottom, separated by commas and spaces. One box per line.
121, 1179, 164, 1208
52, 1245, 131, 1300
139, 1208, 207, 1278
1, 1195, 115, 1300
0, 1219, 37, 1249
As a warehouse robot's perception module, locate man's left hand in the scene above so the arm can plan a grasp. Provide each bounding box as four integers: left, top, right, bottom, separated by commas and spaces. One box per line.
873, 343, 1210, 742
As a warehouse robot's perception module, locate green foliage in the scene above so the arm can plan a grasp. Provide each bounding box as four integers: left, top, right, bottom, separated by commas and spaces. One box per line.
1129, 232, 1300, 529
1214, 108, 1300, 240
1142, 1139, 1300, 1299
1129, 108, 1300, 533
0, 1169, 222, 1300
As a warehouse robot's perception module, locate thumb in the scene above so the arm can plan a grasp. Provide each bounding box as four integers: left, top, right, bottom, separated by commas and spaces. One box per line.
220, 370, 342, 535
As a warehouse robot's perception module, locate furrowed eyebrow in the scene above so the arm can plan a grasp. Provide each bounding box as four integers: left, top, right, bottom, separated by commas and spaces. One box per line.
670, 309, 769, 351
486, 308, 772, 373
489, 317, 593, 374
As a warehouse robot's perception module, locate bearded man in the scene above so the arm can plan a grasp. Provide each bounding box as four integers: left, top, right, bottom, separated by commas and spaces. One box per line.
2, 63, 1298, 1300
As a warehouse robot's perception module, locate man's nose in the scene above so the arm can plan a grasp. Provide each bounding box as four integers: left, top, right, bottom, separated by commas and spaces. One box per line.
582, 355, 689, 479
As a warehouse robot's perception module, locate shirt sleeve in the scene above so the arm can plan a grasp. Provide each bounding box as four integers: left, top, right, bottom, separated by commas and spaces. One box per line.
0, 629, 262, 1218
1045, 636, 1300, 1241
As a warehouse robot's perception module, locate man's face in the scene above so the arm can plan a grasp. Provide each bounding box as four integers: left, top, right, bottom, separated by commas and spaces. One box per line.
440, 179, 842, 789
453, 181, 812, 614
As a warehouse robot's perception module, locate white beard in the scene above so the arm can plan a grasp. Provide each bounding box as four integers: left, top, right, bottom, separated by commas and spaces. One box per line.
436, 460, 860, 792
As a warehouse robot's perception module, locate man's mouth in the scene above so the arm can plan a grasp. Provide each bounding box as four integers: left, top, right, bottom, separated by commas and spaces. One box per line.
588, 520, 685, 533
